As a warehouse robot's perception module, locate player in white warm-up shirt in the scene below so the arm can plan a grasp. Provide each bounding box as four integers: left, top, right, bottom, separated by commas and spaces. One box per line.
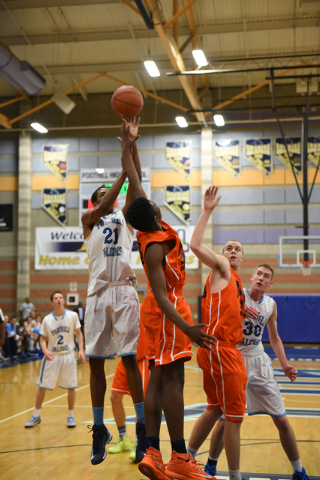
24, 291, 85, 429
82, 118, 147, 466
188, 264, 310, 480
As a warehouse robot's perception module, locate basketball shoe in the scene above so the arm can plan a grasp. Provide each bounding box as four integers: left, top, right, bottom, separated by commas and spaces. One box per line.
166, 451, 216, 479
108, 435, 131, 453
135, 420, 148, 462
205, 461, 217, 476
138, 447, 171, 480
24, 415, 41, 428
88, 423, 112, 465
67, 416, 76, 428
128, 441, 137, 461
292, 468, 310, 480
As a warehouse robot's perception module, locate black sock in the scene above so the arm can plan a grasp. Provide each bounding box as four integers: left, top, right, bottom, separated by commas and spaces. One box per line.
208, 458, 217, 467
171, 439, 187, 454
148, 437, 160, 450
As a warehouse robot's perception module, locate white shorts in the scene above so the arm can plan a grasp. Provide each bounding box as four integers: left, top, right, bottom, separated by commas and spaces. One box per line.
37, 350, 77, 390
243, 351, 286, 417
85, 283, 140, 359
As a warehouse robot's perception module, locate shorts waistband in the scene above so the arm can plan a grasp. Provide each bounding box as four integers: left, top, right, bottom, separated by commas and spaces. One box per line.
106, 278, 136, 288
216, 340, 237, 349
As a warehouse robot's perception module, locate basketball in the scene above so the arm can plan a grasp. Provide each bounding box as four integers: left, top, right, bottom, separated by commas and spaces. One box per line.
111, 85, 143, 117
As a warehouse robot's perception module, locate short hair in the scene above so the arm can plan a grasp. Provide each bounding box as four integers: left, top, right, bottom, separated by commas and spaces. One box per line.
222, 240, 244, 255
91, 184, 107, 204
126, 197, 156, 232
254, 263, 274, 280
50, 291, 63, 301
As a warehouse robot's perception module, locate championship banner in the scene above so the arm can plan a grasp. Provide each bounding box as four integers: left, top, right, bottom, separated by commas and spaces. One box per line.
164, 186, 191, 225
35, 226, 198, 270
41, 188, 67, 227
214, 139, 240, 178
245, 138, 272, 177
308, 136, 320, 167
43, 144, 68, 182
275, 138, 301, 176
165, 141, 192, 179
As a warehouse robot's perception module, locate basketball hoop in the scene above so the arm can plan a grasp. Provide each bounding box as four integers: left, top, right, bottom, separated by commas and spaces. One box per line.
299, 260, 313, 276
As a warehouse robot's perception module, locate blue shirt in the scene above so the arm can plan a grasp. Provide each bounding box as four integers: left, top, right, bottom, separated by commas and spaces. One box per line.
6, 323, 17, 336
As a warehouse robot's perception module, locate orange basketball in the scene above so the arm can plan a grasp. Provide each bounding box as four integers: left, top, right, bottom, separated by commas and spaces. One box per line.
111, 85, 143, 117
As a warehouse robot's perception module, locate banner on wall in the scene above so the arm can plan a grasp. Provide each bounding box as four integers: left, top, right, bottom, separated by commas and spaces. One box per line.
164, 185, 191, 225
35, 226, 198, 270
214, 139, 240, 178
308, 136, 320, 167
42, 144, 68, 182
275, 138, 301, 176
245, 138, 272, 177
165, 141, 192, 179
80, 168, 150, 183
41, 188, 67, 227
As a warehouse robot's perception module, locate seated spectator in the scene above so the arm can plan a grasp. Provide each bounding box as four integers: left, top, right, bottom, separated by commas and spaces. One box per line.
0, 308, 8, 363
19, 297, 35, 321
4, 316, 23, 360
4, 315, 9, 324
23, 316, 38, 353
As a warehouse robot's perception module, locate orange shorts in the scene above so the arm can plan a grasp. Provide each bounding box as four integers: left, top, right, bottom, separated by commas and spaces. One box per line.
111, 357, 150, 396
197, 340, 247, 423
141, 290, 193, 368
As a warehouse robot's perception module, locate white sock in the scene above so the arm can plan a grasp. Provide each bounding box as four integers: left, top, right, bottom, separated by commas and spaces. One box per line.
291, 459, 302, 472
229, 469, 241, 480
34, 409, 41, 417
68, 410, 74, 418
186, 445, 198, 459
208, 456, 219, 462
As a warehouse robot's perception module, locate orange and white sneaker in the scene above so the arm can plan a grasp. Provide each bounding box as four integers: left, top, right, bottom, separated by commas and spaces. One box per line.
138, 447, 171, 480
166, 451, 217, 480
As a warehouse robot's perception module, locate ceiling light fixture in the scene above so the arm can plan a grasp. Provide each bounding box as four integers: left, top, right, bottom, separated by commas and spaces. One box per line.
144, 60, 160, 77
192, 50, 208, 67
31, 122, 48, 133
96, 168, 105, 174
213, 114, 225, 126
175, 116, 188, 128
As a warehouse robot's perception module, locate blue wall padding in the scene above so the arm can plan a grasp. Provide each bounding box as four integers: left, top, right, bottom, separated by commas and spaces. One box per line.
262, 295, 320, 343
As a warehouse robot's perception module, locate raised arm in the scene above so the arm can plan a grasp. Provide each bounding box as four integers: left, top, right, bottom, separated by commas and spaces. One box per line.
190, 186, 229, 273
144, 242, 216, 349
267, 301, 298, 382
81, 170, 127, 237
118, 118, 147, 218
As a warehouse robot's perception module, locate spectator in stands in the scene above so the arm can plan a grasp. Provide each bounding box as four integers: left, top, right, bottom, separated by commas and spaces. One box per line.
23, 315, 38, 353
19, 297, 35, 321
30, 310, 36, 321
0, 308, 8, 363
3, 314, 9, 324
73, 302, 85, 335
4, 316, 23, 360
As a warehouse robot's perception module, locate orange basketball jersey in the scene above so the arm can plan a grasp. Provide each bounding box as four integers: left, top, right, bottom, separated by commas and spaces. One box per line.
137, 220, 186, 295
202, 267, 245, 344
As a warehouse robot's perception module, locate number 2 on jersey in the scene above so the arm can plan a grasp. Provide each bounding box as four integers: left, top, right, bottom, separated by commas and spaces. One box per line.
57, 334, 64, 345
103, 227, 119, 245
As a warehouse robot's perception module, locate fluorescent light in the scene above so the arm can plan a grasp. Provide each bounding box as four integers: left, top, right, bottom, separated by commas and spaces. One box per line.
96, 168, 104, 174
175, 116, 188, 128
192, 49, 208, 67
144, 60, 160, 77
31, 122, 48, 133
213, 114, 225, 126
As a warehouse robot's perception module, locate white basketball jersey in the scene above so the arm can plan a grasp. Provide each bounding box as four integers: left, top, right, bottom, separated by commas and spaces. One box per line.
237, 288, 274, 356
85, 210, 135, 296
40, 309, 80, 354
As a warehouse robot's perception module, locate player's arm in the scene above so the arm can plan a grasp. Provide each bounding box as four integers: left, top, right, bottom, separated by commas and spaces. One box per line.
190, 186, 229, 273
39, 334, 54, 361
267, 301, 298, 382
75, 327, 86, 363
144, 242, 216, 349
81, 169, 127, 235
118, 118, 147, 216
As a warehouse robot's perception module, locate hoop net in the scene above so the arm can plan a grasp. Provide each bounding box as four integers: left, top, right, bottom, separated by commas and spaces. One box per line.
299, 260, 313, 276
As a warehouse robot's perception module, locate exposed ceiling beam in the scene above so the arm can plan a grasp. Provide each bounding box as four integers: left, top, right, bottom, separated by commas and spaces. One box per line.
0, 0, 128, 9
144, 0, 204, 123
2, 15, 319, 46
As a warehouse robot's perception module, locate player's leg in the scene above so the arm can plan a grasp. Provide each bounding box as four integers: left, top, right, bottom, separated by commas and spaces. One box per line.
66, 388, 76, 428
187, 408, 222, 457
273, 416, 309, 479
25, 388, 46, 427
223, 420, 241, 471
108, 390, 132, 454
204, 418, 225, 475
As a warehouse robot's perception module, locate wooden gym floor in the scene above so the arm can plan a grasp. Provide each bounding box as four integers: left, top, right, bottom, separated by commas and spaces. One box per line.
1, 347, 319, 480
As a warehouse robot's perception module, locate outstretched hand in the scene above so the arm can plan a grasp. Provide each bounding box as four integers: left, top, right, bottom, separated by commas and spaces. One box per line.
185, 324, 216, 350
117, 117, 140, 151
204, 186, 221, 212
